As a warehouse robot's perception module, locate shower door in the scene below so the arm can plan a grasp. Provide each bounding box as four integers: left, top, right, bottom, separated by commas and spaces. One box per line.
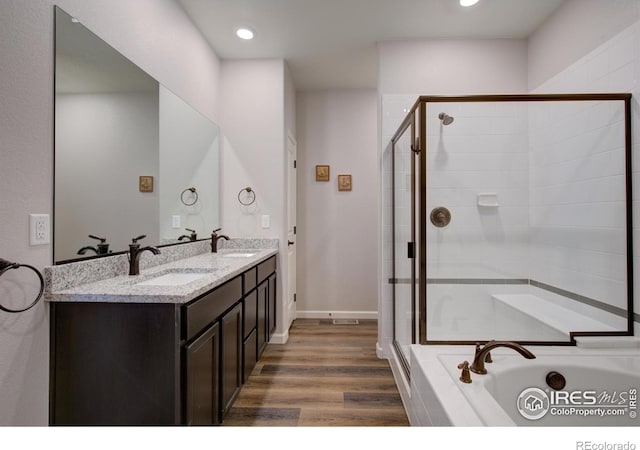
391, 107, 422, 372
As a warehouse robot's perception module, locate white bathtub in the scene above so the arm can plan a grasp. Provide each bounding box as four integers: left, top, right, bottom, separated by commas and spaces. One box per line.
408, 340, 640, 427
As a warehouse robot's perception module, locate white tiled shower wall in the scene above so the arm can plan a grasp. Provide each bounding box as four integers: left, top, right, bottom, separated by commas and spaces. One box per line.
424, 102, 529, 279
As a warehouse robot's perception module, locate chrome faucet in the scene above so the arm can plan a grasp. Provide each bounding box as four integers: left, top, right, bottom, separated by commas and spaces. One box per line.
470, 341, 536, 375
128, 235, 161, 275
178, 228, 197, 241
211, 227, 229, 253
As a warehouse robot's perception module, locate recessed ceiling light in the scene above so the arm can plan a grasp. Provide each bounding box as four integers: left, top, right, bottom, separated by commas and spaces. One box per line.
460, 0, 480, 6
236, 27, 254, 40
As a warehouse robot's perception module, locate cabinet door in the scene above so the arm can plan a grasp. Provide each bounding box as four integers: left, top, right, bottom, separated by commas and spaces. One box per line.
268, 273, 277, 339
243, 328, 257, 383
257, 280, 268, 355
185, 322, 220, 425
221, 302, 242, 416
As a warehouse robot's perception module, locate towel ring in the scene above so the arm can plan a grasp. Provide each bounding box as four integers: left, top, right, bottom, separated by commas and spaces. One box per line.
0, 258, 44, 313
181, 187, 198, 206
238, 187, 256, 206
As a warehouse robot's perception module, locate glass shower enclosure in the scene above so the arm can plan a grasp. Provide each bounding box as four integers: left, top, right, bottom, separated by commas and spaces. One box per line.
387, 94, 634, 376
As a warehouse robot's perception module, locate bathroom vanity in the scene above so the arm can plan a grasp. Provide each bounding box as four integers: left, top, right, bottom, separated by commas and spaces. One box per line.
46, 243, 277, 425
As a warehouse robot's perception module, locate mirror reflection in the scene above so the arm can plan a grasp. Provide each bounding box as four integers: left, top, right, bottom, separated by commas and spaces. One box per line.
54, 7, 220, 263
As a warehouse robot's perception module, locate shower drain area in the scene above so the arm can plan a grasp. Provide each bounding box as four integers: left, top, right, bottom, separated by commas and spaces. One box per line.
332, 319, 360, 325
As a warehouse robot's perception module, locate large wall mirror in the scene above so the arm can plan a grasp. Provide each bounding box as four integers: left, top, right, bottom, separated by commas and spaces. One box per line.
54, 7, 220, 263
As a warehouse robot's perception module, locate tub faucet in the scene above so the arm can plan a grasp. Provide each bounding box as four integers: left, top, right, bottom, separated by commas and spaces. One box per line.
128, 235, 161, 275
470, 341, 535, 375
211, 228, 229, 253
178, 228, 197, 241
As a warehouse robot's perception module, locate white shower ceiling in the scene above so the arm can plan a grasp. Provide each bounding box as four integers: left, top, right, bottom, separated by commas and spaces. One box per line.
177, 0, 567, 90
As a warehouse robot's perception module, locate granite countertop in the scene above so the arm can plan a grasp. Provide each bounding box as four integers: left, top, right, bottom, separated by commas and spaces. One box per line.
45, 241, 278, 304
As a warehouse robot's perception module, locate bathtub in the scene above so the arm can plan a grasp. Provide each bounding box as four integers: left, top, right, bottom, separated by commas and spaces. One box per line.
408, 340, 640, 427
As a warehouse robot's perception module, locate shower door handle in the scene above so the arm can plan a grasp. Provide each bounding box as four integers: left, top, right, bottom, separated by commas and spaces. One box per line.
407, 242, 415, 259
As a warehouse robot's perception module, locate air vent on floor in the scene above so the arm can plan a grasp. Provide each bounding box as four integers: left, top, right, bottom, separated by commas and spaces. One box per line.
332, 319, 359, 325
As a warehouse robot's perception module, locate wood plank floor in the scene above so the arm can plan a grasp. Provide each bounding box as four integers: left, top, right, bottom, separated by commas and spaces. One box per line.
222, 319, 409, 426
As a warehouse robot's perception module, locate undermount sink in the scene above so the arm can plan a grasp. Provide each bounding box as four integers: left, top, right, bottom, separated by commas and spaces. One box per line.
219, 250, 257, 258
135, 271, 211, 286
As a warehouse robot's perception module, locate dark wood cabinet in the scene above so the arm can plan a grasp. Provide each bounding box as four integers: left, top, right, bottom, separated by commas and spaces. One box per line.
50, 302, 181, 425
220, 302, 242, 415
49, 255, 277, 426
243, 329, 257, 382
268, 273, 277, 337
257, 279, 268, 355
185, 322, 219, 425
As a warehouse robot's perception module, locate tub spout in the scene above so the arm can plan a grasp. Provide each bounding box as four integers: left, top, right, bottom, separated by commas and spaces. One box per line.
470, 341, 535, 375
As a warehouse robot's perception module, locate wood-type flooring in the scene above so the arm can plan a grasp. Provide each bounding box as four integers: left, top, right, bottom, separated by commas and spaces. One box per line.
222, 319, 409, 426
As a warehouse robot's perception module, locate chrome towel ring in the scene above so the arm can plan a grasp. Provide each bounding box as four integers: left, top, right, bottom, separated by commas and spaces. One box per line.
0, 258, 44, 313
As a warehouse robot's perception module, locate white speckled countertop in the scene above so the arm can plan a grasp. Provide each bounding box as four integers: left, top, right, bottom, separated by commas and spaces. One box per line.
45, 239, 278, 304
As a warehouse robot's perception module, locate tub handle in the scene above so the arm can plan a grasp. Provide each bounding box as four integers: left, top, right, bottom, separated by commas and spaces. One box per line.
457, 361, 472, 384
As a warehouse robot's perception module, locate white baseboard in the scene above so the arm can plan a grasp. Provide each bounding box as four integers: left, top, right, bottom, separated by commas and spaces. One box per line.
295, 310, 378, 320
269, 329, 289, 344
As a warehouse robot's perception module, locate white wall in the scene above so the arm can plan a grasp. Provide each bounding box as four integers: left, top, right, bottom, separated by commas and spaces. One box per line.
296, 90, 378, 318
219, 60, 285, 239
56, 91, 160, 260
219, 59, 292, 340
528, 0, 640, 91
0, 0, 220, 425
378, 39, 528, 95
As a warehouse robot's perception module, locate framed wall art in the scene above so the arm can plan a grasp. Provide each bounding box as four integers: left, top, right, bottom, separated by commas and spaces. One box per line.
316, 165, 330, 181
139, 176, 154, 193
338, 174, 352, 191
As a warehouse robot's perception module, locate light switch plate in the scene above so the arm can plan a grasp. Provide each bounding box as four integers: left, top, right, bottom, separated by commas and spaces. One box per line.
261, 215, 270, 229
29, 214, 50, 245
172, 215, 181, 229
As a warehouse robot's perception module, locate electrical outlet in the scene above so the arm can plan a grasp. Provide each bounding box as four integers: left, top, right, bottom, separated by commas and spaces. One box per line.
29, 214, 50, 245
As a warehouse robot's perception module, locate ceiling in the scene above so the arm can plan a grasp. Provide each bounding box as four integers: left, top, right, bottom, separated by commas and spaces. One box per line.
177, 0, 567, 91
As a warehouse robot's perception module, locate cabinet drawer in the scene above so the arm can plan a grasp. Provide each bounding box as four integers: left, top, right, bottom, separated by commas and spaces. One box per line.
243, 290, 257, 339
257, 256, 276, 283
243, 267, 257, 294
184, 276, 242, 341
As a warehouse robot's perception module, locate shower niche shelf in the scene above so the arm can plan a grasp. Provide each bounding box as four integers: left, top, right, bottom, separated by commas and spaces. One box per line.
477, 193, 499, 207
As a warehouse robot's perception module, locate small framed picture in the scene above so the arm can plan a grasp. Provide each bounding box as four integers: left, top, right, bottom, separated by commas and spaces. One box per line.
338, 174, 352, 191
316, 165, 330, 182
139, 176, 154, 193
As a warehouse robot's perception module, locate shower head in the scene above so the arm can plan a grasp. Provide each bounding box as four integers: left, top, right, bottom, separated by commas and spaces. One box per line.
438, 112, 454, 125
